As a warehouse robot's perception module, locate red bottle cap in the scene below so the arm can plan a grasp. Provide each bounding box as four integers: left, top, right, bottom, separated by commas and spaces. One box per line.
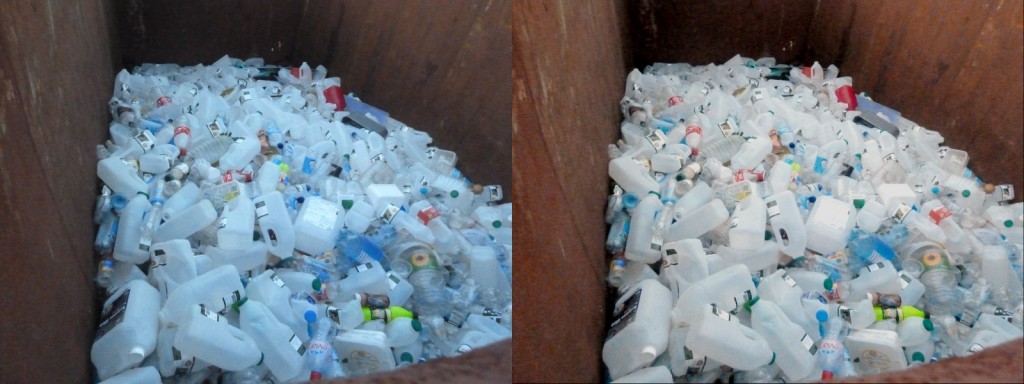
323, 85, 346, 111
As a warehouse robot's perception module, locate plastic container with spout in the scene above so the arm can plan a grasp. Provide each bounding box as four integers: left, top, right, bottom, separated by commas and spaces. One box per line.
686, 302, 775, 371
624, 193, 663, 263
173, 304, 262, 372
609, 155, 660, 196
602, 279, 672, 380
666, 198, 730, 242
217, 193, 255, 251
246, 270, 311, 342
112, 193, 152, 264
153, 199, 218, 243
98, 152, 148, 197
237, 298, 307, 382
673, 264, 756, 327
91, 279, 161, 380
746, 297, 817, 380
253, 191, 296, 258
161, 264, 245, 326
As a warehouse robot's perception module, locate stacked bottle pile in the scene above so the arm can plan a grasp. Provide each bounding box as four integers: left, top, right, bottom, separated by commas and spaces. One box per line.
91, 56, 511, 383
603, 54, 1023, 383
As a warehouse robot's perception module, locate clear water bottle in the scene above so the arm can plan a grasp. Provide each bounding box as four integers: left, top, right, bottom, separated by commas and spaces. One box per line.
901, 242, 961, 316
391, 242, 449, 316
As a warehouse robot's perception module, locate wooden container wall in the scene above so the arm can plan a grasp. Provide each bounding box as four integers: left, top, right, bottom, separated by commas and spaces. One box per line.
513, 0, 1022, 382
0, 0, 510, 383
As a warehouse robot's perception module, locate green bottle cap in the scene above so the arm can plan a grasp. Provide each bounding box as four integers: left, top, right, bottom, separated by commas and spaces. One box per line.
312, 278, 322, 292
912, 351, 925, 363
743, 296, 760, 312
492, 220, 502, 229
342, 199, 354, 210
401, 352, 414, 363
1004, 220, 1014, 228
764, 230, 774, 241
450, 190, 459, 198
923, 318, 934, 331
412, 319, 423, 332
853, 199, 865, 209
962, 190, 970, 197
823, 277, 834, 292
232, 297, 248, 312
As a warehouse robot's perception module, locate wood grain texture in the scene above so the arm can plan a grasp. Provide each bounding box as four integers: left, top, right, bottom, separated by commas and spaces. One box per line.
512, 0, 630, 382
0, 0, 118, 383
806, 0, 1024, 200
628, 0, 817, 68
295, 0, 513, 199
324, 339, 511, 384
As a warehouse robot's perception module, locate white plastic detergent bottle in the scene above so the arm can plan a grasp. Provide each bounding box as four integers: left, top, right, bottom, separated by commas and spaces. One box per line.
160, 264, 244, 326
764, 190, 807, 257
237, 298, 307, 382
624, 193, 664, 263
91, 279, 161, 380
173, 304, 262, 371
673, 264, 756, 327
602, 279, 672, 380
686, 303, 774, 371
746, 297, 817, 380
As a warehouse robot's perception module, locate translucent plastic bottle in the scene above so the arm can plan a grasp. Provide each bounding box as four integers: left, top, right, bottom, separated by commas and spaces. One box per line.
217, 193, 255, 251
609, 155, 660, 196
153, 199, 217, 243
253, 191, 296, 258
161, 264, 245, 326
98, 151, 149, 197
294, 196, 343, 255
900, 242, 961, 316
747, 297, 817, 380
673, 264, 757, 326
728, 194, 767, 250
816, 319, 852, 380
237, 298, 307, 382
687, 303, 774, 371
112, 193, 152, 264
603, 279, 672, 380
173, 304, 262, 372
91, 279, 161, 380
765, 191, 807, 257
624, 193, 663, 263
896, 317, 934, 347
666, 198, 729, 242
247, 270, 310, 342
328, 260, 390, 302
391, 242, 448, 316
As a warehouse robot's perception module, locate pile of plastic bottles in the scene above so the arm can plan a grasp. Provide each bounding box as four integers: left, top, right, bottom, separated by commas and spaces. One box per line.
602, 54, 1023, 383
90, 56, 511, 383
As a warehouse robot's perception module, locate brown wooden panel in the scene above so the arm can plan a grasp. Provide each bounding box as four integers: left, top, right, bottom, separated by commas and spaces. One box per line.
628, 0, 817, 68
116, 0, 305, 67
0, 0, 118, 383
807, 0, 1024, 200
512, 0, 631, 382
295, 0, 512, 200
324, 340, 511, 384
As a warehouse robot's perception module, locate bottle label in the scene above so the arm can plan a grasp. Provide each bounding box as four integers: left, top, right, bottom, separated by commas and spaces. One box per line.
766, 199, 781, 219
289, 334, 306, 356
899, 272, 912, 289
255, 200, 270, 219
920, 249, 951, 273
199, 304, 221, 322
138, 233, 152, 253
355, 262, 374, 273
879, 307, 901, 321
719, 120, 736, 136
302, 198, 340, 231
800, 333, 818, 354
711, 304, 733, 321
133, 130, 155, 152
646, 129, 666, 150
325, 306, 341, 324
928, 206, 952, 225
607, 289, 642, 341
270, 272, 286, 288
207, 120, 225, 137
368, 308, 390, 322
94, 289, 131, 341
736, 290, 753, 311
891, 204, 912, 223
997, 185, 1014, 201
993, 307, 1014, 323
387, 272, 401, 290
220, 290, 242, 311
150, 248, 166, 269
838, 305, 852, 323
650, 230, 664, 252
782, 272, 799, 288
867, 262, 885, 272
417, 206, 440, 224
380, 204, 400, 224
409, 250, 440, 273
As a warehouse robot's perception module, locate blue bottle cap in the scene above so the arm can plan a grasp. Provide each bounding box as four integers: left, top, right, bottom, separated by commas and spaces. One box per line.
304, 310, 317, 324
816, 309, 829, 323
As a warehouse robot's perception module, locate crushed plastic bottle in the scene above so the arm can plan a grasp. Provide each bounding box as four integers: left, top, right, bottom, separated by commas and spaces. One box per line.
603, 54, 1022, 382
90, 56, 511, 382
